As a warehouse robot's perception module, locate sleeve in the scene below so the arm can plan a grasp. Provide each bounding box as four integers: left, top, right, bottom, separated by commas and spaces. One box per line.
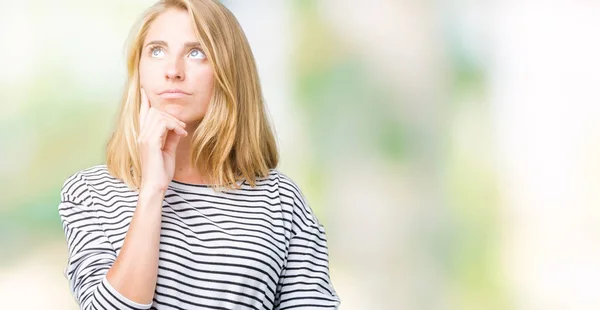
274, 224, 341, 309
58, 172, 153, 310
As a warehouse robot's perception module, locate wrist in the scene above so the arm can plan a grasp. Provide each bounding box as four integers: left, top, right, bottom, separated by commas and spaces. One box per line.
139, 180, 169, 195
137, 186, 166, 206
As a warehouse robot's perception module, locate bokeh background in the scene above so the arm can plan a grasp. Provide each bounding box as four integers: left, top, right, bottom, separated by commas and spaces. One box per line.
2, 0, 600, 309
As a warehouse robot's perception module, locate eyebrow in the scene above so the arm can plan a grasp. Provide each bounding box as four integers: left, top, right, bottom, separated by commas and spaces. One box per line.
144, 40, 202, 49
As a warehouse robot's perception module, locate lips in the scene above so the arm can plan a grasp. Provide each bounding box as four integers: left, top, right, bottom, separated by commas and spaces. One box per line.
159, 89, 191, 95
158, 89, 191, 99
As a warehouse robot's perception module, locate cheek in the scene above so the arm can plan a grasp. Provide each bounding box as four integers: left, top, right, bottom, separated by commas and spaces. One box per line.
138, 60, 160, 88
190, 65, 214, 91
191, 71, 214, 114
138, 61, 150, 87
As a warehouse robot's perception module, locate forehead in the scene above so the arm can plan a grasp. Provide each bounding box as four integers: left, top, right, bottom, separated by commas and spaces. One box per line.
144, 8, 198, 44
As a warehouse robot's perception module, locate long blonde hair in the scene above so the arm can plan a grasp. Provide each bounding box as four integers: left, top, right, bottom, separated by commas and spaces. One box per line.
106, 0, 278, 191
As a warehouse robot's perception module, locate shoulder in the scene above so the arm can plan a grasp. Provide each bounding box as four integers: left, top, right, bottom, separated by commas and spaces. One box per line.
266, 168, 321, 230
272, 169, 304, 199
60, 164, 127, 205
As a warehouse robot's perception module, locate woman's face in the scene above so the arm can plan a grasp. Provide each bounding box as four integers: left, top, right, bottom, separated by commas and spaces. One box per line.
139, 8, 214, 125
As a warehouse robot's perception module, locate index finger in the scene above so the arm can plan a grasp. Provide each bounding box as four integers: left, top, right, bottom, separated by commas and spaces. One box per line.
139, 87, 150, 128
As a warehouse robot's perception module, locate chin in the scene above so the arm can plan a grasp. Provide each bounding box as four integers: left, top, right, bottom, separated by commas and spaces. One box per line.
161, 103, 186, 118
162, 105, 204, 124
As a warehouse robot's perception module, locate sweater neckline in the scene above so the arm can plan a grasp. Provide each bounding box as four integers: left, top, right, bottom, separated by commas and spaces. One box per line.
167, 178, 245, 192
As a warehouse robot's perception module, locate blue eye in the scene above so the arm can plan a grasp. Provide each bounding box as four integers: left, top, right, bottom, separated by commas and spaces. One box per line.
189, 48, 206, 59
150, 47, 164, 58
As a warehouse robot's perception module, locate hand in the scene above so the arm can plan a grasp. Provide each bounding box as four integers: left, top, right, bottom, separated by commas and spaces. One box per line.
137, 88, 187, 193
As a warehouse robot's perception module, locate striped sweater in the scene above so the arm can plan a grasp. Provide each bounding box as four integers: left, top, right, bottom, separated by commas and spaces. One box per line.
58, 165, 340, 309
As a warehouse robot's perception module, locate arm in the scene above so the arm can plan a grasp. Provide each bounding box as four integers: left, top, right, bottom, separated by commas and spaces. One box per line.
274, 224, 341, 309
59, 173, 164, 309
60, 88, 186, 309
105, 186, 164, 305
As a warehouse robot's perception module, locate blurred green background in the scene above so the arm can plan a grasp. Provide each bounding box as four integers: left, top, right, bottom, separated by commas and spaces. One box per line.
2, 1, 600, 309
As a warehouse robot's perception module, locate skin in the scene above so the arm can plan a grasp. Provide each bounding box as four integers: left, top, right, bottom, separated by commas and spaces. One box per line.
105, 8, 215, 304
139, 7, 215, 185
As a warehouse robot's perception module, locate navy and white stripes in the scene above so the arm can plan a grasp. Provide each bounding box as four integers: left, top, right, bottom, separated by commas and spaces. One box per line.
58, 165, 340, 309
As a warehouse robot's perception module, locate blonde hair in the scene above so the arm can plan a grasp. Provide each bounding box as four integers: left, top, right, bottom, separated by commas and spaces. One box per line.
106, 0, 278, 191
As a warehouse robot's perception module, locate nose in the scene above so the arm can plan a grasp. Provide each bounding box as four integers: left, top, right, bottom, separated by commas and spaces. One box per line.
164, 58, 185, 81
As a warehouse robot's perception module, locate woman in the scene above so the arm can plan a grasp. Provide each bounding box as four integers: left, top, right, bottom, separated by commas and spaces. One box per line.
57, 0, 340, 309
